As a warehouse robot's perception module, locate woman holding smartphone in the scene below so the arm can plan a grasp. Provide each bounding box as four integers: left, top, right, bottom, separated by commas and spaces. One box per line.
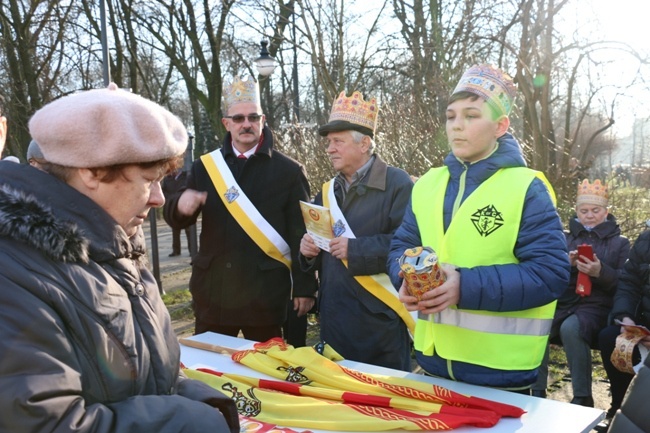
532, 179, 630, 407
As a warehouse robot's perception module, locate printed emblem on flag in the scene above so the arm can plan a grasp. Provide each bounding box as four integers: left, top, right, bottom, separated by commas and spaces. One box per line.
222, 382, 262, 417
470, 204, 503, 237
278, 366, 311, 384
332, 219, 346, 237
225, 186, 240, 203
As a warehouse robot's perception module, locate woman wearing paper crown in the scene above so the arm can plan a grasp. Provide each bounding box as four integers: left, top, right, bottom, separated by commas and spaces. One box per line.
0, 84, 238, 433
532, 179, 629, 408
388, 64, 570, 391
299, 90, 414, 371
596, 228, 650, 432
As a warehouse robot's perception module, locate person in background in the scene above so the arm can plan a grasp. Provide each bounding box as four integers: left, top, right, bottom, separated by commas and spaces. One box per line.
162, 169, 192, 257
0, 84, 238, 432
532, 179, 629, 406
164, 75, 317, 342
596, 229, 650, 432
299, 90, 414, 371
26, 139, 46, 170
568, 157, 585, 187
0, 101, 6, 157
388, 64, 570, 392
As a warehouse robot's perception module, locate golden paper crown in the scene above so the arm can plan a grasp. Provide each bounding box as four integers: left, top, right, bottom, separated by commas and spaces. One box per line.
223, 75, 260, 110
328, 91, 379, 135
452, 64, 517, 115
576, 179, 609, 207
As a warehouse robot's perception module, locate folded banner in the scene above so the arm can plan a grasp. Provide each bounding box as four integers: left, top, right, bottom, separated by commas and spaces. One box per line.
185, 338, 524, 431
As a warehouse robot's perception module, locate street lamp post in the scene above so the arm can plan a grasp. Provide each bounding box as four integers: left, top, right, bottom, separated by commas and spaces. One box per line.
291, 13, 300, 122
254, 40, 278, 126
99, 0, 111, 86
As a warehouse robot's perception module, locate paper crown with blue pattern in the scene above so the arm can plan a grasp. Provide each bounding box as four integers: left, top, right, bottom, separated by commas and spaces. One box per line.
223, 75, 261, 111
452, 64, 517, 116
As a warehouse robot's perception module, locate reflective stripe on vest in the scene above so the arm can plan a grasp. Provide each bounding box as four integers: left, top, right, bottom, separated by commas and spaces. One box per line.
411, 166, 557, 370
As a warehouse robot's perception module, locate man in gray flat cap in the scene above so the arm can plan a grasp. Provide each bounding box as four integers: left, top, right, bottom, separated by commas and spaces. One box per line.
300, 90, 414, 371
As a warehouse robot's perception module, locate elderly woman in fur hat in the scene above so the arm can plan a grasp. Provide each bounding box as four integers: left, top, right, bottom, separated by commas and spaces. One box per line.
0, 84, 238, 433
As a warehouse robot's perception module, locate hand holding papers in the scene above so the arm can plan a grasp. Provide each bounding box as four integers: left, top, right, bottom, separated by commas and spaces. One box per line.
300, 201, 334, 252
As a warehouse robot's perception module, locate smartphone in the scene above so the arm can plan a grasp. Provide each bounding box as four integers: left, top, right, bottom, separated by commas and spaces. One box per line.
577, 244, 594, 262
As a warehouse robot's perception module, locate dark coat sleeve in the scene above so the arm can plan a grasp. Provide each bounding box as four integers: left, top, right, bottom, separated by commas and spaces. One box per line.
0, 272, 235, 433
609, 353, 650, 433
387, 197, 422, 289
286, 164, 318, 298
593, 236, 631, 294
611, 230, 650, 323
163, 159, 203, 230
176, 376, 239, 433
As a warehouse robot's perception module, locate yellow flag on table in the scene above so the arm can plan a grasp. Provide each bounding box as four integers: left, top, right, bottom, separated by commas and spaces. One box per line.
184, 338, 524, 431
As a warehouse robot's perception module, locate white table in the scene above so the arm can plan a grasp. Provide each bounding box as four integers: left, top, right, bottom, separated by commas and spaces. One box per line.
180, 332, 605, 433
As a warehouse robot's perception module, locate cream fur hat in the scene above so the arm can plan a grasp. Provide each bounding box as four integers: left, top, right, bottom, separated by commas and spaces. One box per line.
29, 83, 187, 167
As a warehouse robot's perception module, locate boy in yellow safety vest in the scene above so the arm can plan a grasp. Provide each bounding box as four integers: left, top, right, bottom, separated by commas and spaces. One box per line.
387, 64, 570, 393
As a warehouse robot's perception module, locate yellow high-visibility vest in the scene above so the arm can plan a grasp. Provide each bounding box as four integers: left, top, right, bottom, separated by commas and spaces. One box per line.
411, 166, 557, 370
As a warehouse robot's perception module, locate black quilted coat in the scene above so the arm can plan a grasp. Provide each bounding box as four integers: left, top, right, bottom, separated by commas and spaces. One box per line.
0, 162, 237, 433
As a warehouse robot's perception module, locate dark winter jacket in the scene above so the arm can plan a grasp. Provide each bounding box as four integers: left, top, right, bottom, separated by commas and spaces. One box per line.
611, 229, 650, 329
164, 126, 317, 328
302, 155, 414, 371
0, 162, 238, 433
387, 133, 570, 388
609, 352, 650, 433
552, 214, 630, 347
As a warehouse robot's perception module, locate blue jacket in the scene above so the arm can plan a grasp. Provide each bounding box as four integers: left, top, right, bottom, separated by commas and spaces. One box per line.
387, 133, 570, 388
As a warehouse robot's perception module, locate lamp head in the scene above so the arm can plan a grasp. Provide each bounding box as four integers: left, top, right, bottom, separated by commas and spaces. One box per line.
254, 40, 277, 77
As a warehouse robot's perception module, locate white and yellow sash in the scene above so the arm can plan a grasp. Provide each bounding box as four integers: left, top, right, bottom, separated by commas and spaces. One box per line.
201, 150, 292, 270
323, 180, 416, 335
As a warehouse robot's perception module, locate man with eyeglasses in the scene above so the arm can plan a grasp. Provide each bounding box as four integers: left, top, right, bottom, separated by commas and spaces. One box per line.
164, 75, 316, 344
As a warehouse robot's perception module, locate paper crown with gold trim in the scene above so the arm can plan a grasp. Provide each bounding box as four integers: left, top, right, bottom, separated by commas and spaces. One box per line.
222, 75, 261, 111
318, 91, 379, 138
452, 64, 518, 116
576, 179, 609, 207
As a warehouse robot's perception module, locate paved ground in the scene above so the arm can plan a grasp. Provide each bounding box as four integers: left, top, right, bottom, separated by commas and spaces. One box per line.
142, 216, 195, 293
141, 216, 612, 427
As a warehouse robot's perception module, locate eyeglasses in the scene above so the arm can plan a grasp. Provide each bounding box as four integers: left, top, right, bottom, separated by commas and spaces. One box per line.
225, 114, 263, 123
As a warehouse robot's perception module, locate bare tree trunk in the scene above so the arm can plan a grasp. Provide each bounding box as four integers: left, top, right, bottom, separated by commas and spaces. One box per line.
0, 0, 74, 158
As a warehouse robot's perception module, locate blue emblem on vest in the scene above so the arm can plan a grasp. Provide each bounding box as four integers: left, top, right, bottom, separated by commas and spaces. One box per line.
471, 204, 503, 237
224, 186, 239, 203
332, 219, 346, 237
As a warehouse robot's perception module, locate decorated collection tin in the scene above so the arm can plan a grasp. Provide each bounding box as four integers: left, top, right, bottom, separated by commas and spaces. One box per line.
399, 246, 446, 300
